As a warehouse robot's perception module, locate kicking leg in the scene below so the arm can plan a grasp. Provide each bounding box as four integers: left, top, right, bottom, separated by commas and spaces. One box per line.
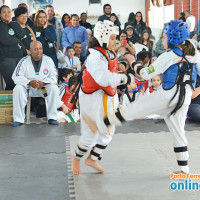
83, 91, 170, 132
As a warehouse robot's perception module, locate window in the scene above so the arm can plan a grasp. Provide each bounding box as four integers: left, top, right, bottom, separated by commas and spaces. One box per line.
89, 0, 101, 5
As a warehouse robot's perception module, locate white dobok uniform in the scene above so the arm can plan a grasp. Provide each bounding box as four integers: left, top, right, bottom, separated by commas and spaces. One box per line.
12, 54, 62, 123
121, 92, 140, 108
79, 48, 127, 147
100, 50, 200, 173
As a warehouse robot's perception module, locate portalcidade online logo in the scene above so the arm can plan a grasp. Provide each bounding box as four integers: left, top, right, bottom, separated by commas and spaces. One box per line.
170, 173, 200, 191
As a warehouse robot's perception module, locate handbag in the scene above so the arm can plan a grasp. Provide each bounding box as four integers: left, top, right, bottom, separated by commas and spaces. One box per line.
53, 41, 66, 64
26, 26, 36, 41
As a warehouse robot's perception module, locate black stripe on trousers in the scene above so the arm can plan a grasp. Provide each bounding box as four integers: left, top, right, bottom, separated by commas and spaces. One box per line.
174, 146, 188, 153
95, 144, 107, 149
177, 160, 188, 166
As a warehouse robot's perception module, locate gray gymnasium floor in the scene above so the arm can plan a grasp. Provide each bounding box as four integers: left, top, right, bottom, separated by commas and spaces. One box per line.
0, 119, 199, 200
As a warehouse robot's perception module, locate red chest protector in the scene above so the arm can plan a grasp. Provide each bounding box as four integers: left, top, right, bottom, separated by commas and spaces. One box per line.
82, 46, 118, 96
149, 86, 155, 93
61, 86, 75, 114
135, 79, 148, 92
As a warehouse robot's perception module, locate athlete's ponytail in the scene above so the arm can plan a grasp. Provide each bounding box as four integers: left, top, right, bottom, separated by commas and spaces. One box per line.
181, 40, 195, 56
86, 37, 101, 57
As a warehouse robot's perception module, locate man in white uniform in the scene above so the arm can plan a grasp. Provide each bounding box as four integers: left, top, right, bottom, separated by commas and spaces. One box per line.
11, 41, 61, 126
186, 11, 196, 34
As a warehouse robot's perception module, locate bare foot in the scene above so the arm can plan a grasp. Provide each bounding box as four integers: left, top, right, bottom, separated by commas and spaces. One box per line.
82, 114, 98, 134
84, 155, 105, 173
174, 170, 187, 174
57, 119, 67, 123
72, 155, 81, 175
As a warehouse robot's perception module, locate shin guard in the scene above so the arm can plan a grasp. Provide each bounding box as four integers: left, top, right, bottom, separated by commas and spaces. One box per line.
90, 144, 107, 161
174, 146, 188, 167
74, 142, 89, 159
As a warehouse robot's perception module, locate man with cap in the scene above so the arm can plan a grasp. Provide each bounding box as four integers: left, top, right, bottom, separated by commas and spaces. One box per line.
126, 25, 139, 44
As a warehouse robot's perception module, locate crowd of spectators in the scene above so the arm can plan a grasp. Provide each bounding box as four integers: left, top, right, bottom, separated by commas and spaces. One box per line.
0, 2, 200, 125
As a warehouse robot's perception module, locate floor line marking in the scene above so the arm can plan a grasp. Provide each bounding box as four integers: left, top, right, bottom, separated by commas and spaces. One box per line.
65, 136, 76, 200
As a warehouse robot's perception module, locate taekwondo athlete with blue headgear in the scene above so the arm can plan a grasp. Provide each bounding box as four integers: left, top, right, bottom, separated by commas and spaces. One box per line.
84, 20, 200, 174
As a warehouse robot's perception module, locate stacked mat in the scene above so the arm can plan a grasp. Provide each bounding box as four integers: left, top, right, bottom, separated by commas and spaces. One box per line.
0, 91, 13, 124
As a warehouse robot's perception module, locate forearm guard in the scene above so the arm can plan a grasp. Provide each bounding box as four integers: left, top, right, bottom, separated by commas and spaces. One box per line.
104, 108, 126, 127
131, 61, 145, 76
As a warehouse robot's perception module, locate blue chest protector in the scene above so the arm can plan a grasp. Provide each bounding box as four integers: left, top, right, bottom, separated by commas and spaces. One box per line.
162, 47, 197, 90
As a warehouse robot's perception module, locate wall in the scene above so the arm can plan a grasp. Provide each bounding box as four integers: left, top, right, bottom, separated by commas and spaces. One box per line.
26, 0, 33, 14
53, 0, 145, 28
5, 0, 28, 9
174, 0, 200, 23
0, 0, 3, 7
2, 0, 146, 28
4, 0, 145, 28
148, 2, 174, 40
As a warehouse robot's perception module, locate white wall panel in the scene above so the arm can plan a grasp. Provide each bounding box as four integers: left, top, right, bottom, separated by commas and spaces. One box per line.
53, 0, 146, 28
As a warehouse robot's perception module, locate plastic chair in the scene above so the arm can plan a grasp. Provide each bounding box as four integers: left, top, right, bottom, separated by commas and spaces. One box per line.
26, 96, 48, 124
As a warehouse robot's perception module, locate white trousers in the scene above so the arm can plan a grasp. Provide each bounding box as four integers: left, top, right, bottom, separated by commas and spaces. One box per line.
122, 89, 190, 173
79, 89, 115, 147
13, 84, 60, 123
57, 109, 80, 122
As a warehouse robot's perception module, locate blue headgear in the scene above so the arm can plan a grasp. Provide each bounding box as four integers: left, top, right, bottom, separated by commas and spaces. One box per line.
163, 20, 190, 47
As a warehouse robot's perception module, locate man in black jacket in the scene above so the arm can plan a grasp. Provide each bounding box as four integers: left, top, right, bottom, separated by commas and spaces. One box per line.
79, 13, 92, 30
98, 3, 121, 27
